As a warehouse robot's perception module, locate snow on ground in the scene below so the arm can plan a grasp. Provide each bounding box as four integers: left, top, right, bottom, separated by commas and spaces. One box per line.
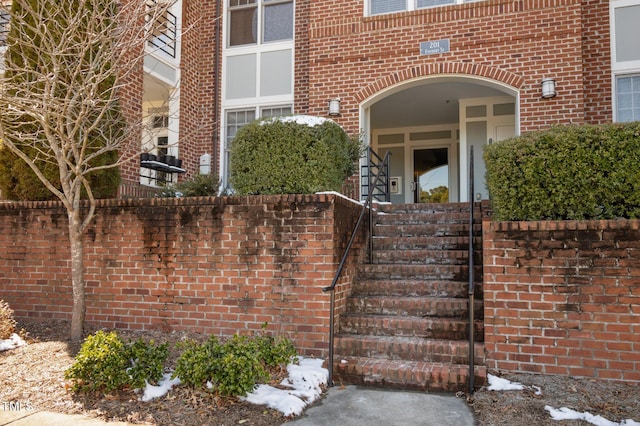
139, 373, 181, 402
139, 357, 328, 417
487, 374, 541, 395
545, 406, 640, 426
0, 333, 26, 352
489, 374, 639, 426
241, 357, 328, 416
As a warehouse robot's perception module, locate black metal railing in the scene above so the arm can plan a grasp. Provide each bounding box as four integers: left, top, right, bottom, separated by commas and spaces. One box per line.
147, 0, 177, 58
0, 9, 10, 47
361, 148, 391, 262
322, 147, 391, 386
468, 145, 476, 394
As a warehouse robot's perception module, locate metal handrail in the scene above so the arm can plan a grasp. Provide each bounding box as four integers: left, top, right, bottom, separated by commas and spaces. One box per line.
468, 145, 476, 394
323, 147, 391, 386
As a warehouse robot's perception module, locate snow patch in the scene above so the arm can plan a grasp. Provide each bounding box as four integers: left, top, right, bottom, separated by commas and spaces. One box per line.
241, 357, 328, 416
0, 333, 26, 352
261, 115, 333, 127
487, 374, 524, 391
139, 373, 181, 402
545, 406, 640, 426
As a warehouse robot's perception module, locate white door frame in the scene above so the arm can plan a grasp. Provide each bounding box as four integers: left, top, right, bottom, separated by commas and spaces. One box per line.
459, 96, 518, 202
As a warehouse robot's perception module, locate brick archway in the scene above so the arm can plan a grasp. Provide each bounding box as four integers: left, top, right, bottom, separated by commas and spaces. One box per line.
355, 62, 524, 104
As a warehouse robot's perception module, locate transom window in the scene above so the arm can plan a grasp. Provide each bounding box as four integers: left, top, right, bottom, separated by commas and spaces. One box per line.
228, 0, 293, 47
368, 0, 481, 15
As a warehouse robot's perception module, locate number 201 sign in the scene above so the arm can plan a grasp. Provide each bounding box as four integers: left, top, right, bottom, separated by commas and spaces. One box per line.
420, 39, 450, 55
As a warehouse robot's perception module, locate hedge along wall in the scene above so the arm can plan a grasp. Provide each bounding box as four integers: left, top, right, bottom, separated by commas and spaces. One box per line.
483, 219, 640, 383
0, 194, 365, 357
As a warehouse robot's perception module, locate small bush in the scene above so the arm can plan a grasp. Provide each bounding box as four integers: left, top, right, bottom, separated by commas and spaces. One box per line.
159, 173, 219, 198
126, 338, 169, 389
173, 330, 297, 397
0, 300, 16, 339
230, 116, 362, 195
484, 122, 640, 220
65, 331, 168, 393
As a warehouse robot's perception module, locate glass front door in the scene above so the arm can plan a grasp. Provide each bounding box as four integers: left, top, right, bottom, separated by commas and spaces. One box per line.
412, 147, 449, 203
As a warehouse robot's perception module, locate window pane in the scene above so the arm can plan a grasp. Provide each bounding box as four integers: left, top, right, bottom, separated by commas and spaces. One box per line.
614, 5, 640, 62
263, 2, 293, 42
260, 49, 292, 96
370, 0, 406, 15
417, 0, 455, 8
226, 54, 257, 99
261, 106, 292, 118
616, 76, 640, 122
229, 0, 256, 7
229, 7, 257, 46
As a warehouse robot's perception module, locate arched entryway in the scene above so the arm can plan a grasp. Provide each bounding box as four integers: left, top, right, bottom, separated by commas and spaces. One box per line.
360, 75, 520, 203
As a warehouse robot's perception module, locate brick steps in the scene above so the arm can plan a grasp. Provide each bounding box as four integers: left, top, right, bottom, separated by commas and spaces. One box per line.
372, 248, 469, 264
334, 357, 486, 392
333, 202, 484, 392
346, 295, 483, 318
339, 313, 484, 341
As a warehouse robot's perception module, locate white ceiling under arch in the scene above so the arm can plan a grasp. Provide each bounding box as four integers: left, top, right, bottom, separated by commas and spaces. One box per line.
369, 80, 512, 130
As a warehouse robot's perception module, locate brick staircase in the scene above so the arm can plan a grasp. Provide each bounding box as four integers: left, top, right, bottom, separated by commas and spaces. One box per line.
334, 202, 485, 392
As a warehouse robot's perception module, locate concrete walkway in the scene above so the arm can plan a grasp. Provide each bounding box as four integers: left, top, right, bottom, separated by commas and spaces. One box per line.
1, 386, 474, 425
288, 385, 474, 426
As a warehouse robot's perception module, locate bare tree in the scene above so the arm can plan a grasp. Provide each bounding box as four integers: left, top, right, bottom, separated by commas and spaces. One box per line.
0, 0, 175, 341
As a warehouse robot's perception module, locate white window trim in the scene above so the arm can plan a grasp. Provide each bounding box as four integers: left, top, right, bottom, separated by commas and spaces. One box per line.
365, 0, 476, 17
610, 0, 640, 122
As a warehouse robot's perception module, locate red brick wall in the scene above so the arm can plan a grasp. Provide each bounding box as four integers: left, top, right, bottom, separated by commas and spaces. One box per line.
299, 0, 613, 135
179, 0, 221, 178
0, 194, 365, 357
483, 219, 640, 383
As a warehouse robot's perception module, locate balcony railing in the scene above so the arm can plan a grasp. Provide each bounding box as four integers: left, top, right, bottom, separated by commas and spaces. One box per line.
0, 9, 9, 47
146, 0, 177, 58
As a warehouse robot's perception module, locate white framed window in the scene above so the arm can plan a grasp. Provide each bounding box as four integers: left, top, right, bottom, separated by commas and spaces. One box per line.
611, 0, 640, 122
367, 0, 478, 16
228, 0, 293, 47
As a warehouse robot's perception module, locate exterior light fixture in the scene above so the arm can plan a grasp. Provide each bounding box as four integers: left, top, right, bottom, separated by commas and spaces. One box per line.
328, 98, 341, 116
541, 78, 557, 98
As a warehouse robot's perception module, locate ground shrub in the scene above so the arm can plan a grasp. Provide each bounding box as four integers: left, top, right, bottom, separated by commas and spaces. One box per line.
484, 122, 640, 220
65, 331, 168, 393
173, 330, 298, 397
0, 300, 16, 339
159, 173, 219, 197
229, 116, 361, 195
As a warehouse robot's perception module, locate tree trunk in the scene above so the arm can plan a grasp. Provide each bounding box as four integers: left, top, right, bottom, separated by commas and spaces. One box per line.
69, 208, 85, 342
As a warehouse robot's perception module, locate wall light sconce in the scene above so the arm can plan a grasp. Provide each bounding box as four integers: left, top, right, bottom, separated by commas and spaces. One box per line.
541, 78, 557, 99
328, 98, 341, 116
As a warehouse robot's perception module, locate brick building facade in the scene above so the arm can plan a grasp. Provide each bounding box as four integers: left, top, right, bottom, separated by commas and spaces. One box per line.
118, 0, 638, 204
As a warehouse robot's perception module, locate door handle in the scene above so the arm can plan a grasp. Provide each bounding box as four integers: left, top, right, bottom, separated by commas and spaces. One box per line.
409, 181, 416, 192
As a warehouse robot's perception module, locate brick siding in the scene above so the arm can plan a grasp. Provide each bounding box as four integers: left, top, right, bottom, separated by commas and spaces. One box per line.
298, 0, 611, 135
483, 219, 640, 383
0, 194, 365, 357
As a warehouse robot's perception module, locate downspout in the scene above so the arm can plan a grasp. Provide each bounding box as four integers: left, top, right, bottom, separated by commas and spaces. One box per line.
212, 0, 221, 178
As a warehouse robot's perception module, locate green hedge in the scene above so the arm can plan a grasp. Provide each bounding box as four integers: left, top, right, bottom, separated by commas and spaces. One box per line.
484, 122, 640, 220
230, 116, 361, 195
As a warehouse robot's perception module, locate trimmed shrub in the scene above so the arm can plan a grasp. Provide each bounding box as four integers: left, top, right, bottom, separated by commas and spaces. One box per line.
65, 331, 168, 393
0, 300, 16, 340
230, 116, 361, 195
173, 330, 297, 397
159, 173, 219, 197
484, 122, 640, 220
